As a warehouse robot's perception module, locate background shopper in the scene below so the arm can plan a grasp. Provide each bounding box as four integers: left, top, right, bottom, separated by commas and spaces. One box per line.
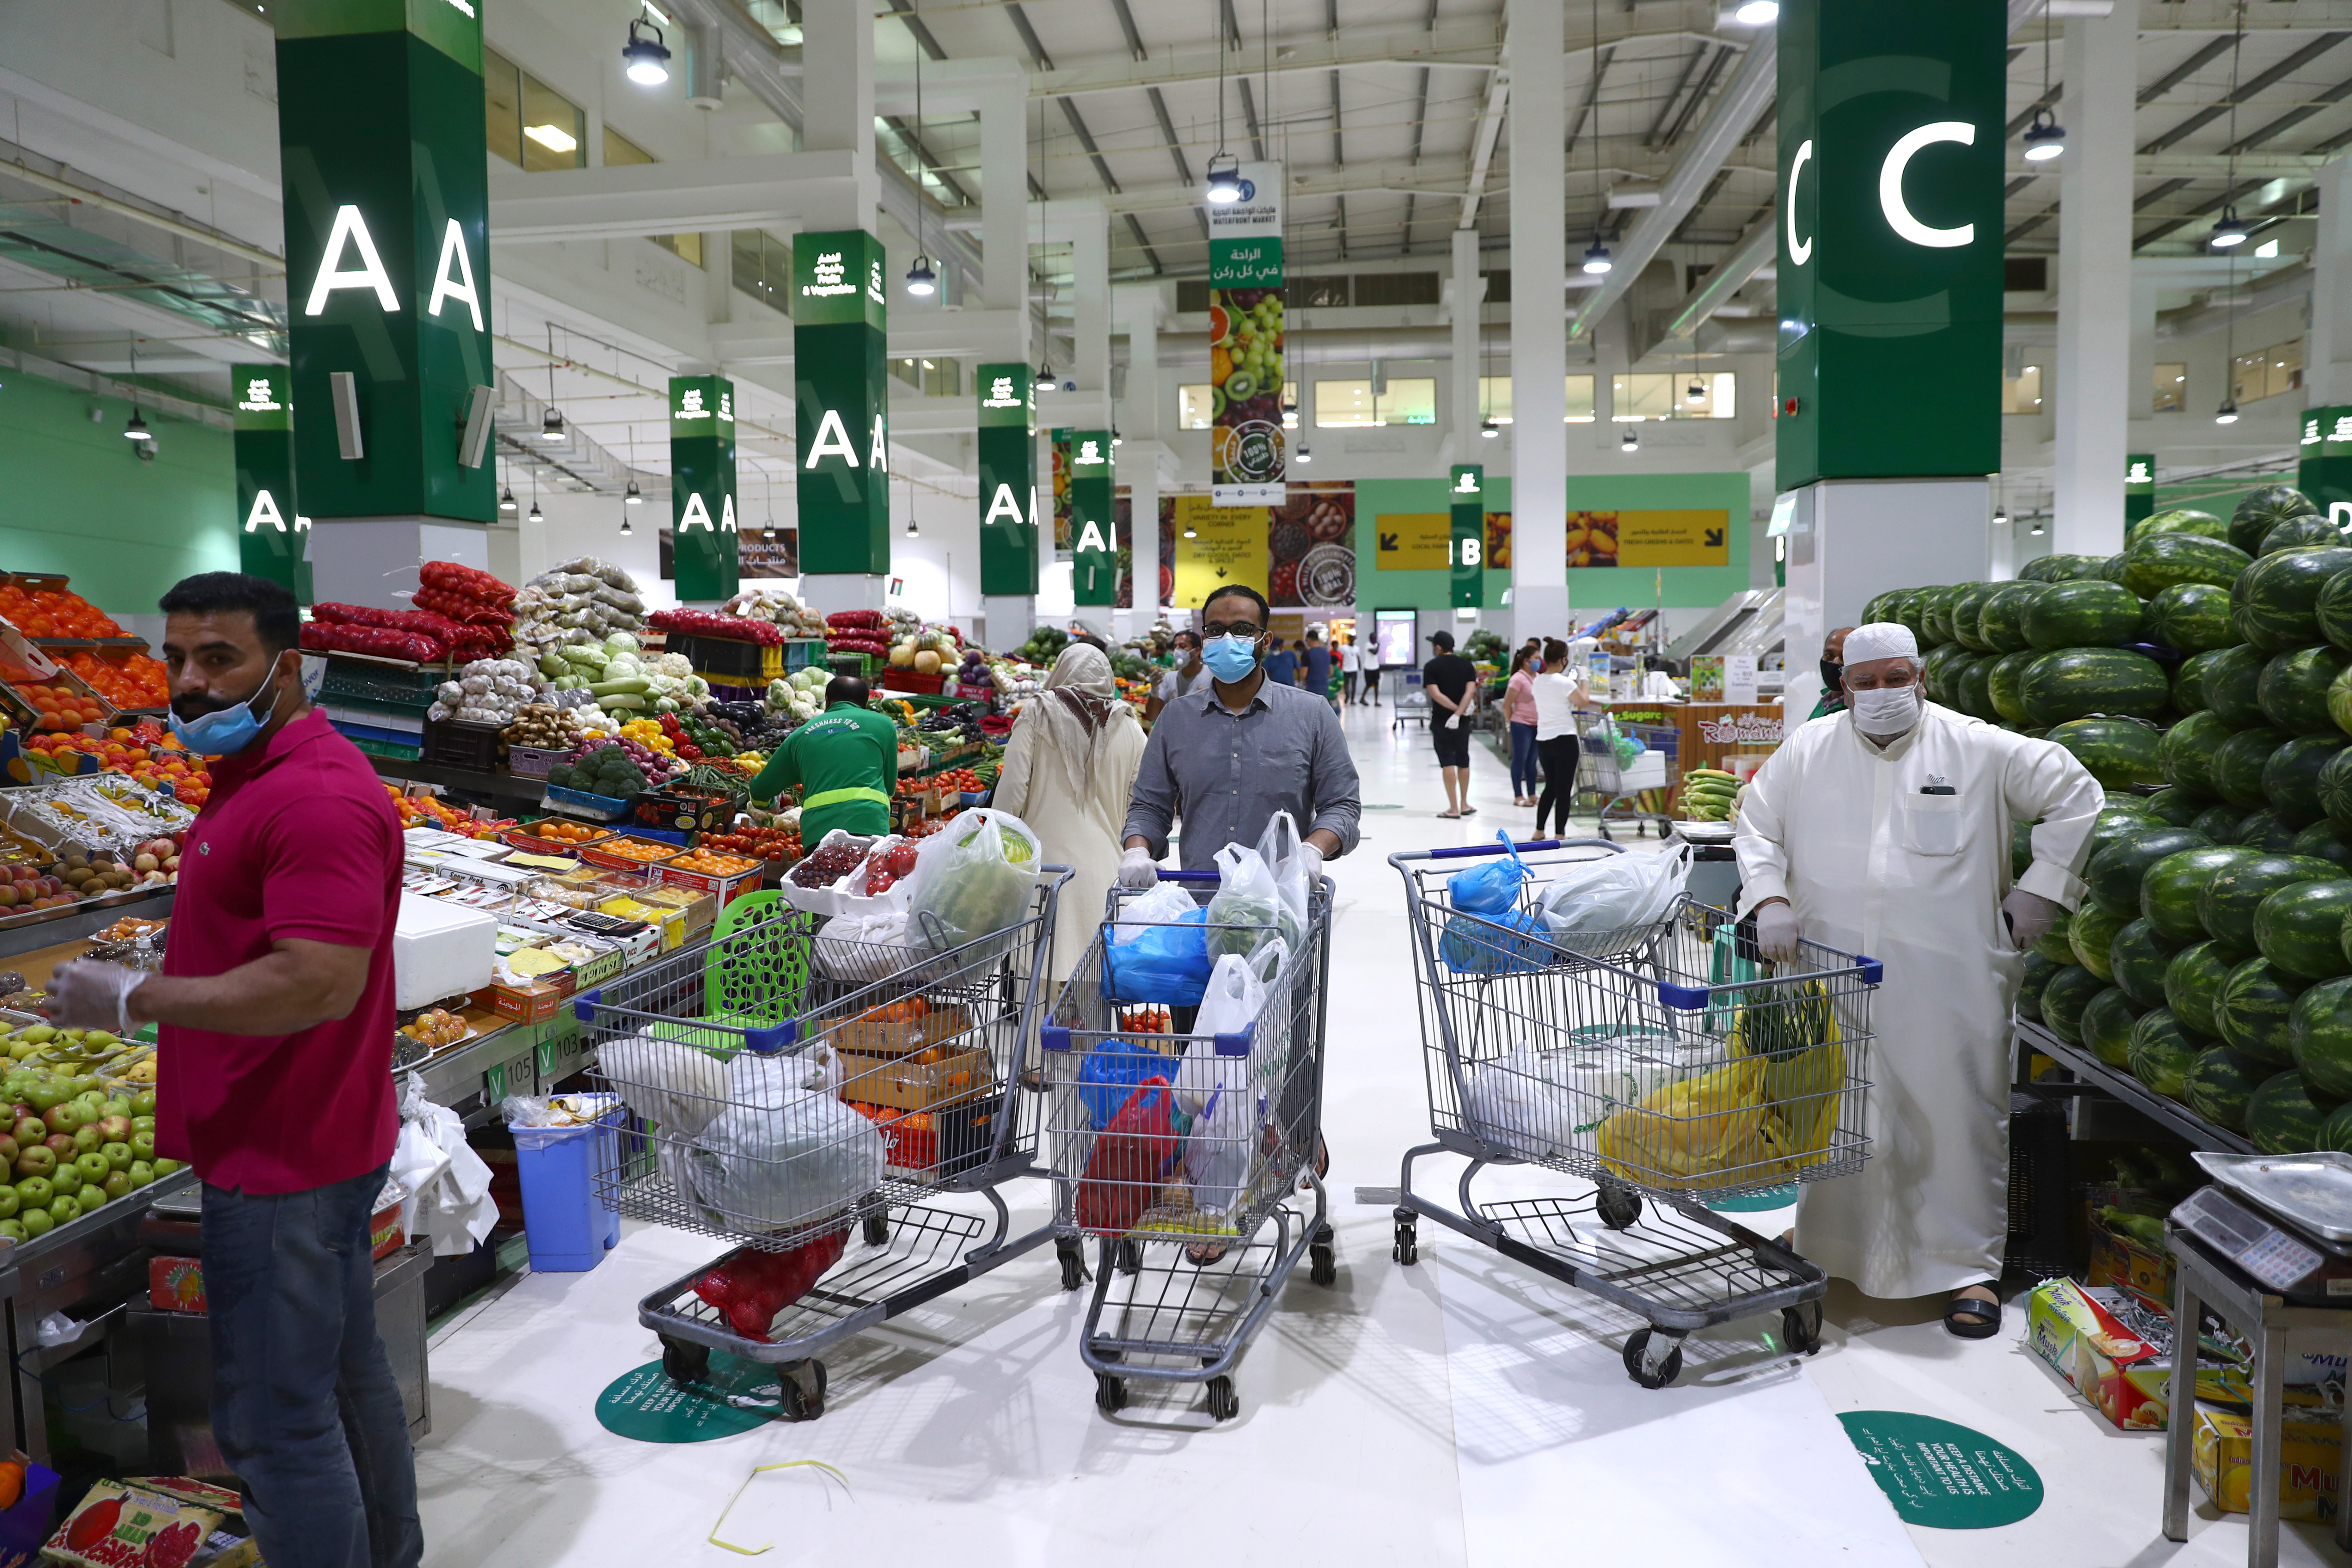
44, 572, 421, 1568
1502, 646, 1541, 806
1357, 635, 1381, 704
1808, 625, 1855, 722
1144, 629, 1209, 723
1263, 634, 1298, 689
1422, 629, 1480, 819
1532, 638, 1585, 836
1302, 629, 1337, 711
991, 643, 1148, 982
1339, 637, 1360, 705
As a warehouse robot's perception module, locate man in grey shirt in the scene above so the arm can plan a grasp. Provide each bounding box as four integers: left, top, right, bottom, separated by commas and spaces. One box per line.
1120, 584, 1360, 877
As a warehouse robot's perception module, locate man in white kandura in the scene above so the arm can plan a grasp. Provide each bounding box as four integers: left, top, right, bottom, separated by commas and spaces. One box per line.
1733, 620, 2103, 1338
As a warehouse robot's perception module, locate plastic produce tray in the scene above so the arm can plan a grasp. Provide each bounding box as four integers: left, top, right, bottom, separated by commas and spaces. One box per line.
542, 784, 633, 822
420, 718, 505, 773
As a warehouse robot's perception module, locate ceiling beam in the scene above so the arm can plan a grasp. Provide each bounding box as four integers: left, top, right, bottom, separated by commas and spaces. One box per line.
2140, 34, 2236, 102
1456, 34, 1510, 230
2225, 72, 2352, 156
1021, 20, 1528, 101
1660, 216, 1773, 341
1646, 42, 1711, 149
2138, 32, 2351, 153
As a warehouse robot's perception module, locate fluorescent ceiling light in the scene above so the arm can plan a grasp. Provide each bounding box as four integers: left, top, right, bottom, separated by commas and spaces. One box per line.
524, 123, 579, 154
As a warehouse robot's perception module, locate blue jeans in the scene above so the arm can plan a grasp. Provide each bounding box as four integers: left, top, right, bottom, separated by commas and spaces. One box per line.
202, 1164, 422, 1568
1509, 721, 1540, 797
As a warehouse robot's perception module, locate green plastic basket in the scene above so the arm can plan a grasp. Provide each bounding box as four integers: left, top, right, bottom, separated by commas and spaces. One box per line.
700, 889, 811, 1025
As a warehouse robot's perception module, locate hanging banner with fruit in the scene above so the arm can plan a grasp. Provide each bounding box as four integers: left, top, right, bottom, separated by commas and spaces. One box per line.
1050, 430, 1074, 558
1268, 483, 1354, 608
1208, 162, 1284, 506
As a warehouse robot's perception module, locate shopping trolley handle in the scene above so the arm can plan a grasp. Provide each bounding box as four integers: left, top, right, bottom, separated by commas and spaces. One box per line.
743, 1021, 798, 1055
1655, 952, 1884, 1010
572, 986, 602, 1025
1426, 838, 1563, 859
1156, 869, 1220, 883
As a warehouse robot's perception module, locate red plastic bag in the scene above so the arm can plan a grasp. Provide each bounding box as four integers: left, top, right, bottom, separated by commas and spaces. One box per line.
1075, 1077, 1182, 1234
690, 1226, 851, 1340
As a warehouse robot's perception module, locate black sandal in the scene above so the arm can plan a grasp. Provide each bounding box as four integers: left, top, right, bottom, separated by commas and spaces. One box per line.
1945, 1283, 2003, 1340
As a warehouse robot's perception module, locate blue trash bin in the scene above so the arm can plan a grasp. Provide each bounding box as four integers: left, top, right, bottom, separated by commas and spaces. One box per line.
512, 1111, 622, 1272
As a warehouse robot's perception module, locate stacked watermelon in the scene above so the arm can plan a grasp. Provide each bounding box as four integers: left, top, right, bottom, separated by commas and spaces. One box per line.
1869, 484, 2352, 1154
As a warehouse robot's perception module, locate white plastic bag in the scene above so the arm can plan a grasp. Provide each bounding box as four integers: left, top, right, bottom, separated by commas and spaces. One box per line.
392, 1073, 498, 1257
1113, 880, 1195, 943
1534, 848, 1687, 955
683, 1043, 886, 1234
1177, 940, 1286, 1215
905, 808, 1042, 957
1461, 1043, 1571, 1162
600, 1026, 732, 1138
1205, 813, 1307, 963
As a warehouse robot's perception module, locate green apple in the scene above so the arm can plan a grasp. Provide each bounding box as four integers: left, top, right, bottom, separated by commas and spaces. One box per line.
48, 1194, 79, 1224
151, 1157, 181, 1177
14, 1176, 51, 1209
101, 1142, 130, 1173
0, 1219, 25, 1243
11, 1118, 43, 1147
73, 1152, 107, 1184
0, 1136, 20, 1169
129, 1133, 155, 1161
126, 1162, 153, 1189
69, 1127, 98, 1156
13, 1148, 54, 1181
100, 1099, 129, 1121
19, 1208, 51, 1237
129, 1091, 155, 1117
129, 1116, 154, 1136
99, 1171, 129, 1201
0, 1186, 21, 1219
74, 1184, 102, 1212
42, 1102, 83, 1136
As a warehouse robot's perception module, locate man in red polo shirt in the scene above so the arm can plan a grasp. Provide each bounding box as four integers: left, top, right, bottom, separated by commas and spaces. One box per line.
46, 573, 417, 1568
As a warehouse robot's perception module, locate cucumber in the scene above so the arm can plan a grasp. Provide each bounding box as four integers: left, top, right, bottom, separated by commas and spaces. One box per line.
589, 677, 652, 697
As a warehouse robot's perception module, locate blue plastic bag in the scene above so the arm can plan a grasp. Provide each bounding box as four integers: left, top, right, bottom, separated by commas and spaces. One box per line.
1439, 909, 1553, 975
1103, 906, 1213, 1004
1078, 1039, 1185, 1129
1446, 832, 1531, 916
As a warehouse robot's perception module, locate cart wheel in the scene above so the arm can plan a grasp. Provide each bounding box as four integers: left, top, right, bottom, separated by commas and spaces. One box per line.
1595, 1183, 1643, 1231
1310, 1240, 1338, 1287
1621, 1329, 1684, 1390
1393, 1216, 1418, 1266
778, 1358, 827, 1421
1057, 1237, 1091, 1292
1094, 1371, 1128, 1413
864, 1212, 891, 1248
1782, 1301, 1824, 1357
659, 1336, 710, 1388
1117, 1238, 1144, 1275
1204, 1375, 1240, 1422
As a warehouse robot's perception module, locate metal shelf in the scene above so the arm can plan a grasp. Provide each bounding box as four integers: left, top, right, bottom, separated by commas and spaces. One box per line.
2016, 1017, 2255, 1155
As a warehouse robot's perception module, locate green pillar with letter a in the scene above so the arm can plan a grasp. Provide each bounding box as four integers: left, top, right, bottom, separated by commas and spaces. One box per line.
671, 375, 738, 603
1450, 464, 1484, 607
1070, 431, 1116, 605
2123, 453, 2155, 536
273, 0, 495, 524
1776, 0, 2003, 487
2300, 409, 2352, 522
977, 364, 1037, 594
795, 230, 889, 575
233, 366, 309, 601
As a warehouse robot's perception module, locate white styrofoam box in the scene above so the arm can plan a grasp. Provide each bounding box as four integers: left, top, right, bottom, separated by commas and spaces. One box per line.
393, 892, 497, 1010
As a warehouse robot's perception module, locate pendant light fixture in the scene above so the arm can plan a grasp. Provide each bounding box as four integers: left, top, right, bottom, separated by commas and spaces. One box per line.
1579, 0, 1611, 276
2022, 21, 2064, 162
529, 498, 544, 522
2030, 517, 2046, 537
621, 18, 671, 86
1621, 425, 1639, 454
903, 477, 920, 538
763, 474, 778, 545
1295, 444, 1313, 463
122, 343, 153, 441
619, 506, 633, 536
1732, 0, 1777, 22
624, 479, 643, 505
499, 485, 518, 513
905, 46, 937, 295
1205, 19, 1239, 203
2210, 12, 2248, 250
541, 333, 565, 440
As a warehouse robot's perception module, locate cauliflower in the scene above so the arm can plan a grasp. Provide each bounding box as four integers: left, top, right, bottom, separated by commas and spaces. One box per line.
655, 652, 693, 678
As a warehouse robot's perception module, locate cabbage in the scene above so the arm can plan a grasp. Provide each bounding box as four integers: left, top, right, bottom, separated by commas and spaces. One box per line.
606, 631, 641, 653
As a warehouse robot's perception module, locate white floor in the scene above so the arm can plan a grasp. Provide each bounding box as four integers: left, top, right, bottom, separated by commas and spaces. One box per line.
414, 701, 2343, 1565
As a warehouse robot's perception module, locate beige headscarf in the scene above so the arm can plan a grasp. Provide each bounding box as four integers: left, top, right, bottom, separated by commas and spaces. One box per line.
1029, 643, 1124, 800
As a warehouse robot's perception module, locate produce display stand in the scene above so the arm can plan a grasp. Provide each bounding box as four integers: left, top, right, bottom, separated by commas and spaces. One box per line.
2012, 1017, 2254, 1156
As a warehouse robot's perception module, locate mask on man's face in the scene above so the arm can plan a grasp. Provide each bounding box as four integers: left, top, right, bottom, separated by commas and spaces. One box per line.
1849, 682, 1921, 736
1202, 634, 1262, 682
1819, 658, 1844, 695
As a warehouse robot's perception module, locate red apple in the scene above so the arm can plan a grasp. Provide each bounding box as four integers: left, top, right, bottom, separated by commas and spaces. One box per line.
94, 1115, 130, 1143
10, 1117, 41, 1146
41, 1134, 72, 1159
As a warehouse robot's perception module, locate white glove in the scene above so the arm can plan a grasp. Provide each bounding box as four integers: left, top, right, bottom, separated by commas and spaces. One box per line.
1754, 901, 1801, 962
1297, 841, 1324, 884
1448, 710, 1465, 729
1118, 846, 1160, 890
45, 960, 146, 1033
2002, 888, 2063, 952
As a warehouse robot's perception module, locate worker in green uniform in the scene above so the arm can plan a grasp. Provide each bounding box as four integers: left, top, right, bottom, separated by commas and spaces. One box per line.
747, 675, 900, 839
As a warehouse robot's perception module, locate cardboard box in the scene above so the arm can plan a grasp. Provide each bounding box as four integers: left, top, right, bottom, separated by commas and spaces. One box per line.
42, 1480, 224, 1568
836, 1044, 995, 1112
2026, 1277, 2156, 1393
470, 979, 570, 1026
2193, 1406, 2343, 1519
147, 1257, 205, 1315
657, 860, 761, 904
831, 1004, 971, 1059
580, 837, 684, 874
0, 1451, 60, 1568
2088, 1218, 2178, 1311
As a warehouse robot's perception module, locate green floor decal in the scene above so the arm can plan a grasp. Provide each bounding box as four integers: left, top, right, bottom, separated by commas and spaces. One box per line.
1838, 1410, 2043, 1528
596, 1354, 781, 1443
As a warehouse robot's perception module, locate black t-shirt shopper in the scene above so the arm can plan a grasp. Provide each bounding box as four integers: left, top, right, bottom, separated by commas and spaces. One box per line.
1422, 653, 1478, 714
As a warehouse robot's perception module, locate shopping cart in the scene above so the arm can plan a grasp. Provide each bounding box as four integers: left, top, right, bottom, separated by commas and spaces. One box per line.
1387, 838, 1878, 1387
576, 873, 1068, 1420
1576, 711, 1675, 839
1039, 869, 1336, 1422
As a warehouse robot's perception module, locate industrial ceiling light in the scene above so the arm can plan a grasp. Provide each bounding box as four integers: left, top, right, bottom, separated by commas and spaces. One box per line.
1480, 417, 1499, 438
1732, 0, 1778, 21
2022, 107, 2066, 162
499, 485, 518, 513
2215, 397, 2241, 425
621, 18, 671, 86
1686, 379, 1707, 405
1182, 520, 1199, 539
1034, 360, 1055, 393
1582, 239, 1613, 276
1206, 153, 1243, 205
1621, 425, 1640, 453
122, 410, 151, 442
905, 512, 920, 538
624, 479, 643, 505
541, 406, 567, 441
619, 512, 633, 536
528, 499, 544, 522
2210, 208, 2249, 248
1294, 444, 1313, 463
1993, 507, 2010, 527
904, 254, 937, 297
763, 520, 777, 544
2030, 518, 2046, 536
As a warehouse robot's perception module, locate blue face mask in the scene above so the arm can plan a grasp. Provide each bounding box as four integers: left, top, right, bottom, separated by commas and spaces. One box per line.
167, 656, 285, 758
1202, 634, 1262, 683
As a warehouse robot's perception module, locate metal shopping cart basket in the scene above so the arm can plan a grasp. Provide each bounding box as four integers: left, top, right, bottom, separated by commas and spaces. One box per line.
1576, 711, 1675, 839
1039, 869, 1336, 1422
576, 873, 1067, 1420
1388, 838, 1878, 1388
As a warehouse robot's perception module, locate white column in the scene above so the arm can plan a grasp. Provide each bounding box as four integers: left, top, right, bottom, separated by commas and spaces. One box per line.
979, 75, 1029, 343
2309, 156, 2352, 407
1450, 227, 1485, 445
1116, 284, 1163, 631
1072, 215, 1110, 410
1507, 0, 1567, 645
2128, 272, 2161, 430
799, 0, 879, 232
2050, 0, 2137, 557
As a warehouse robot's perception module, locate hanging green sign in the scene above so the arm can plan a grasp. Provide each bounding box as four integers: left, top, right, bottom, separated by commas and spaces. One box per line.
1450, 465, 1485, 608
232, 365, 309, 600
2123, 453, 2156, 535
274, 0, 495, 523
1776, 0, 2003, 489
1069, 430, 1116, 606
977, 364, 1037, 596
594, 1356, 778, 1444
2299, 407, 2352, 524
1837, 1410, 2044, 1528
670, 374, 738, 603
794, 230, 889, 576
